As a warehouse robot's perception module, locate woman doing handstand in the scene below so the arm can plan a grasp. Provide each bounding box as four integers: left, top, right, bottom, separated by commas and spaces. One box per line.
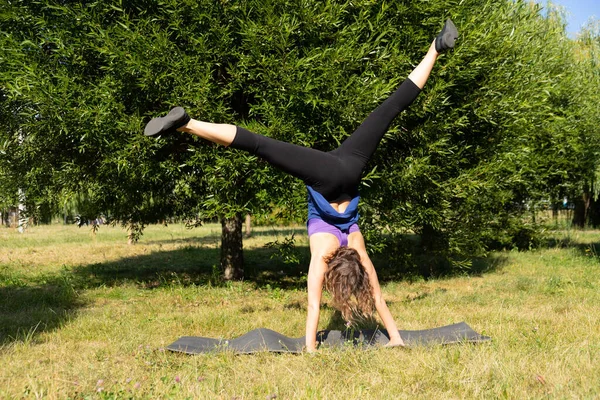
145, 20, 458, 352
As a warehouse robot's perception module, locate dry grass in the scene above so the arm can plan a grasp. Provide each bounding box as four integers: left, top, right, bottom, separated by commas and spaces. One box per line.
1, 224, 599, 399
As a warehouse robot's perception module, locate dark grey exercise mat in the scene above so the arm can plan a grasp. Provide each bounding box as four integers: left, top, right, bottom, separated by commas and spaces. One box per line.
167, 322, 490, 354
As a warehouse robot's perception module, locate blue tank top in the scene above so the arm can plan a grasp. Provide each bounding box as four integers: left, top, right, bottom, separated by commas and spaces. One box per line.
306, 186, 360, 233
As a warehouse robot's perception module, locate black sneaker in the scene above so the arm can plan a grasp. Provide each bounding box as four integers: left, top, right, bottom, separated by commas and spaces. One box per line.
435, 19, 458, 53
144, 107, 191, 137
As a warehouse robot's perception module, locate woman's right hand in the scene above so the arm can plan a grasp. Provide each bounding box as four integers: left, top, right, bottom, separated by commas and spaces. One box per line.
384, 337, 406, 348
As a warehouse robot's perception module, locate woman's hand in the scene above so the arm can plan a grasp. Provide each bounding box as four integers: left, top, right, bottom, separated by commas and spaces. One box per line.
384, 337, 406, 348
304, 345, 318, 353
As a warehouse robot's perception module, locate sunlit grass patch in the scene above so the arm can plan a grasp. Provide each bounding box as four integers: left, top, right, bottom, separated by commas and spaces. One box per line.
0, 224, 599, 398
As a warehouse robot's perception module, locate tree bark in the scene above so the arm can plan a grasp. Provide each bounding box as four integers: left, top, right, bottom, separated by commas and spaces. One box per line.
244, 214, 252, 238
552, 202, 559, 226
573, 190, 592, 228
17, 188, 26, 233
126, 222, 143, 245
589, 196, 600, 227
221, 214, 244, 280
17, 129, 26, 233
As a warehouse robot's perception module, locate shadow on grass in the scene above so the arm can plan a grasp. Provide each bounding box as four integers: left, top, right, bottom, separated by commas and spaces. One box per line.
71, 245, 312, 291
539, 232, 600, 262
566, 240, 600, 261
371, 252, 510, 282
0, 244, 313, 346
138, 226, 305, 252
323, 309, 381, 331
142, 236, 220, 247
0, 237, 512, 346
0, 274, 84, 346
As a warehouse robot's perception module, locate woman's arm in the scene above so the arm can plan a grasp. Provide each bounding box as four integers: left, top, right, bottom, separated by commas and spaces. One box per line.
348, 231, 405, 346
305, 255, 325, 352
305, 233, 340, 352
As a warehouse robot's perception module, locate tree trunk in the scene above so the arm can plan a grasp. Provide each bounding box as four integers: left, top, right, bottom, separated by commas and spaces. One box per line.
126, 222, 142, 245
589, 197, 600, 227
573, 190, 592, 228
418, 223, 449, 277
244, 214, 252, 238
17, 129, 26, 233
221, 214, 244, 280
17, 188, 26, 233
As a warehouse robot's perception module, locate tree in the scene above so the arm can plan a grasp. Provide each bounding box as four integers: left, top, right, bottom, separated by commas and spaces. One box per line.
359, 1, 600, 267
1, 0, 599, 278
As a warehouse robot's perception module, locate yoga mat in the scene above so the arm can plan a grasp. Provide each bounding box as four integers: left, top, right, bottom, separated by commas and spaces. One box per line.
167, 322, 490, 354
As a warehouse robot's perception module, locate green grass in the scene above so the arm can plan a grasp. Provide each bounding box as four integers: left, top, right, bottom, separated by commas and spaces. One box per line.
1, 223, 599, 399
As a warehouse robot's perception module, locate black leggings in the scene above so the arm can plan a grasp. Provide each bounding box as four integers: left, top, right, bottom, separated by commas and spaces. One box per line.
230, 78, 421, 202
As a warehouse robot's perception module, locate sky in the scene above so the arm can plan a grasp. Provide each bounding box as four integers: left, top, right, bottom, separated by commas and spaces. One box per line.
537, 0, 600, 35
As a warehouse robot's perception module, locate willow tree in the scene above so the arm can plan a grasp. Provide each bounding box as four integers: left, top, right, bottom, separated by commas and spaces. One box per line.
303, 1, 600, 268
2, 0, 599, 278
565, 21, 600, 227
1, 0, 419, 277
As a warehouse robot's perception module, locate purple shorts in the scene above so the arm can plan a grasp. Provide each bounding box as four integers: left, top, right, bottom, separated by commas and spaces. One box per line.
307, 218, 360, 247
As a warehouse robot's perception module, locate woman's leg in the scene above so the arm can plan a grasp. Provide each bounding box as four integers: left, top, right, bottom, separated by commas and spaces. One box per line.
332, 40, 441, 173
175, 40, 441, 198
151, 22, 456, 199
178, 123, 344, 197
408, 40, 442, 89
175, 36, 442, 146
178, 120, 237, 146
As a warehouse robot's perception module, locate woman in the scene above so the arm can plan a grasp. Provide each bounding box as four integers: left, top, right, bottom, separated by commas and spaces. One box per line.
145, 20, 458, 351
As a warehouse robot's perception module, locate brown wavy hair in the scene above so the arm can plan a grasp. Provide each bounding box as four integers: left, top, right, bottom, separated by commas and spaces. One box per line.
324, 246, 375, 323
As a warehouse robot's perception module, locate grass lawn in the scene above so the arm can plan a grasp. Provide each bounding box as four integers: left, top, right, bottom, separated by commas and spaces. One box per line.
1, 223, 599, 399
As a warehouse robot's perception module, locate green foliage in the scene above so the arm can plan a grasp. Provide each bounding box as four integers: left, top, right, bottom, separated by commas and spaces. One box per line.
1, 0, 599, 272
360, 0, 600, 268
265, 234, 301, 265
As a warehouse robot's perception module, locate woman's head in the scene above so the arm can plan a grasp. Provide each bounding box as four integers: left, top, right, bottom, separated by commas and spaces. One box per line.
324, 246, 374, 324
